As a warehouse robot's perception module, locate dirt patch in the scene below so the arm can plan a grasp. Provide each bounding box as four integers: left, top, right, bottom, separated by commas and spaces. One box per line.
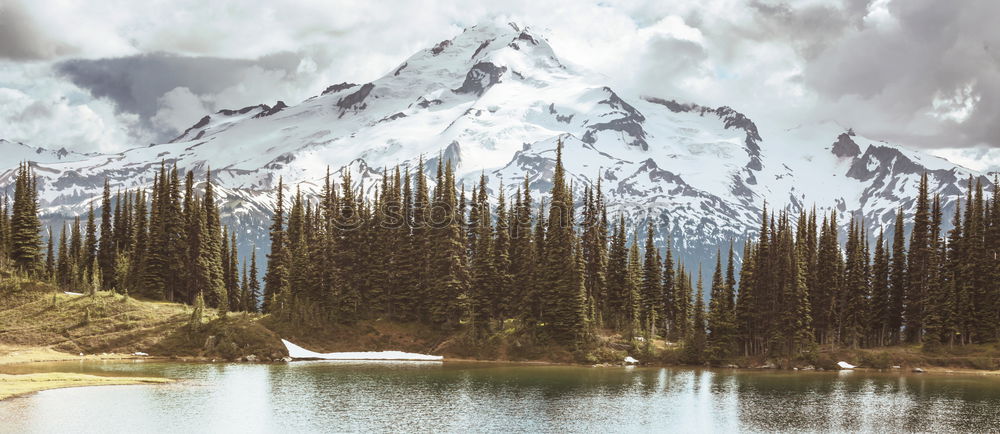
0, 372, 171, 400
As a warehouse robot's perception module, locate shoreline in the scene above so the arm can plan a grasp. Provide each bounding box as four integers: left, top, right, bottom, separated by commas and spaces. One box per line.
0, 344, 173, 400
0, 372, 171, 400
2, 343, 998, 378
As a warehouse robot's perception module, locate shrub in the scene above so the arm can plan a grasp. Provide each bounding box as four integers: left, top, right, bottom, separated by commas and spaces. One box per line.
969, 357, 998, 371
860, 352, 892, 369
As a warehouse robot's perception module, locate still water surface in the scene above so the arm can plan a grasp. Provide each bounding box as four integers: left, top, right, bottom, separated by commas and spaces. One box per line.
2, 361, 999, 433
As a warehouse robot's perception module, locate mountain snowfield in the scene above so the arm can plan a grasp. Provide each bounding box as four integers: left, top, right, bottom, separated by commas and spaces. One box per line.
0, 22, 992, 267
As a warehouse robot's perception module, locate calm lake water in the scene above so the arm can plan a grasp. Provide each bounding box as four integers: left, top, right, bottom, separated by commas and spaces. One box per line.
2, 361, 999, 433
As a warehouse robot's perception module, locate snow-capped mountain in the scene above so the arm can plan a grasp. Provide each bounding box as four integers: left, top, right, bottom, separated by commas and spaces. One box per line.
0, 22, 991, 267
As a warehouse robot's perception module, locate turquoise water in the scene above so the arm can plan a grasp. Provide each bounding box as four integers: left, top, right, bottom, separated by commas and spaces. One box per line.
2, 361, 999, 433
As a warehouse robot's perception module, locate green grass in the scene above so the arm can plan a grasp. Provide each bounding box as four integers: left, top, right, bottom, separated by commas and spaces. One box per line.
0, 277, 285, 361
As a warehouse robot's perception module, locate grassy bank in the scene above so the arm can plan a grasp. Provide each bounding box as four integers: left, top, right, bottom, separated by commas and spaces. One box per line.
3, 273, 999, 371
0, 275, 285, 361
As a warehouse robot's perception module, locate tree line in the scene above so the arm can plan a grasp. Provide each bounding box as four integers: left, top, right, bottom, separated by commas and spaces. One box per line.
0, 162, 260, 314
3, 149, 998, 361
731, 173, 1000, 360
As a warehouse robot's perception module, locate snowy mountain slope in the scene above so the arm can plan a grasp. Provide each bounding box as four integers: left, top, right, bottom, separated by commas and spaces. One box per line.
0, 139, 95, 165
0, 21, 991, 267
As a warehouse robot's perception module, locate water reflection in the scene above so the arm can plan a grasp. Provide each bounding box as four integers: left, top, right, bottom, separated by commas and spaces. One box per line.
1, 362, 999, 433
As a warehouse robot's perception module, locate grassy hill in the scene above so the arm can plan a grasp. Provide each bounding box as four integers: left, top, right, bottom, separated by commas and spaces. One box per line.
0, 271, 628, 364
0, 272, 286, 361
8, 270, 992, 370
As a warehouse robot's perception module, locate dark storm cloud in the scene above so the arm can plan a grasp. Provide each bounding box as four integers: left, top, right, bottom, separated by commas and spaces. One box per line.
54, 51, 303, 121
0, 0, 74, 60
799, 0, 1000, 148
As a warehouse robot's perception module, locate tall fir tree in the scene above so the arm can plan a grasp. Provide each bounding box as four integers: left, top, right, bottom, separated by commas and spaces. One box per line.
9, 163, 42, 273
263, 178, 289, 313
905, 173, 931, 343
640, 221, 662, 336
889, 208, 907, 344
97, 179, 117, 290
539, 140, 587, 342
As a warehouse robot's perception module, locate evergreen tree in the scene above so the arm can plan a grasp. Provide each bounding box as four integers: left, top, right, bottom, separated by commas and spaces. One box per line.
661, 240, 676, 340
263, 178, 289, 313
44, 227, 54, 281
539, 140, 586, 342
605, 215, 629, 331
84, 203, 97, 283
889, 208, 907, 344
493, 182, 512, 330
9, 163, 42, 273
200, 169, 227, 312
841, 218, 869, 348
97, 179, 117, 290
0, 193, 8, 265
683, 267, 707, 363
735, 240, 756, 355
57, 223, 71, 287
470, 173, 497, 333
905, 173, 931, 343
248, 249, 261, 313
870, 228, 891, 346
508, 176, 535, 324
625, 234, 641, 337
640, 221, 661, 336
70, 216, 82, 285
582, 180, 608, 327
707, 249, 736, 361
227, 230, 240, 312
128, 189, 148, 292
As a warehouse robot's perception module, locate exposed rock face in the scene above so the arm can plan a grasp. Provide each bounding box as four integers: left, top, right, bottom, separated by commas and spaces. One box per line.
471, 40, 493, 60
321, 82, 357, 95
337, 83, 375, 112
710, 106, 763, 172
453, 62, 506, 96
253, 101, 288, 119
431, 40, 451, 55
832, 132, 862, 158
393, 63, 407, 76
583, 88, 648, 150
170, 115, 211, 142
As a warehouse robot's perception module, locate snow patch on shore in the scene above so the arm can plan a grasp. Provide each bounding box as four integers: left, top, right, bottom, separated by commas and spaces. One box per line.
281, 339, 444, 361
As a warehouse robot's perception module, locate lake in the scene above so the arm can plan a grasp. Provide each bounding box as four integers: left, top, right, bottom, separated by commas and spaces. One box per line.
2, 361, 999, 433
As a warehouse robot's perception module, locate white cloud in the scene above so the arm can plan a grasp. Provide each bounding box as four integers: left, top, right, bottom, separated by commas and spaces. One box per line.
1, 0, 998, 154
0, 63, 147, 153
151, 87, 210, 134
929, 147, 1000, 174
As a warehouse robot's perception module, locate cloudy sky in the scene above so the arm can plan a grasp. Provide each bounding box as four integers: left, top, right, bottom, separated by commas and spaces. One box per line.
1, 0, 998, 171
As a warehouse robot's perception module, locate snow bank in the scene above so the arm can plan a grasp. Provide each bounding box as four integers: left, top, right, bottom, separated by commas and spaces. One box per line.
624, 356, 639, 364
281, 339, 443, 361
64, 291, 83, 296
837, 361, 855, 369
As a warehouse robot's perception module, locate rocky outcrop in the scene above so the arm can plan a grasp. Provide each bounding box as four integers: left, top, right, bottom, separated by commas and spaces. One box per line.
832, 131, 861, 159
431, 39, 451, 55
336, 83, 375, 113
252, 101, 288, 119
170, 115, 211, 143
453, 62, 506, 96
321, 82, 358, 96
583, 88, 648, 150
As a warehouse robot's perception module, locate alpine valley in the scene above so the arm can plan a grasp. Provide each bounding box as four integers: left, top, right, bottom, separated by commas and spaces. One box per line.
0, 22, 991, 267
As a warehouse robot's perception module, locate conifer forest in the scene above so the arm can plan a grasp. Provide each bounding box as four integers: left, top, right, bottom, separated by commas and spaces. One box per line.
3, 141, 1000, 363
